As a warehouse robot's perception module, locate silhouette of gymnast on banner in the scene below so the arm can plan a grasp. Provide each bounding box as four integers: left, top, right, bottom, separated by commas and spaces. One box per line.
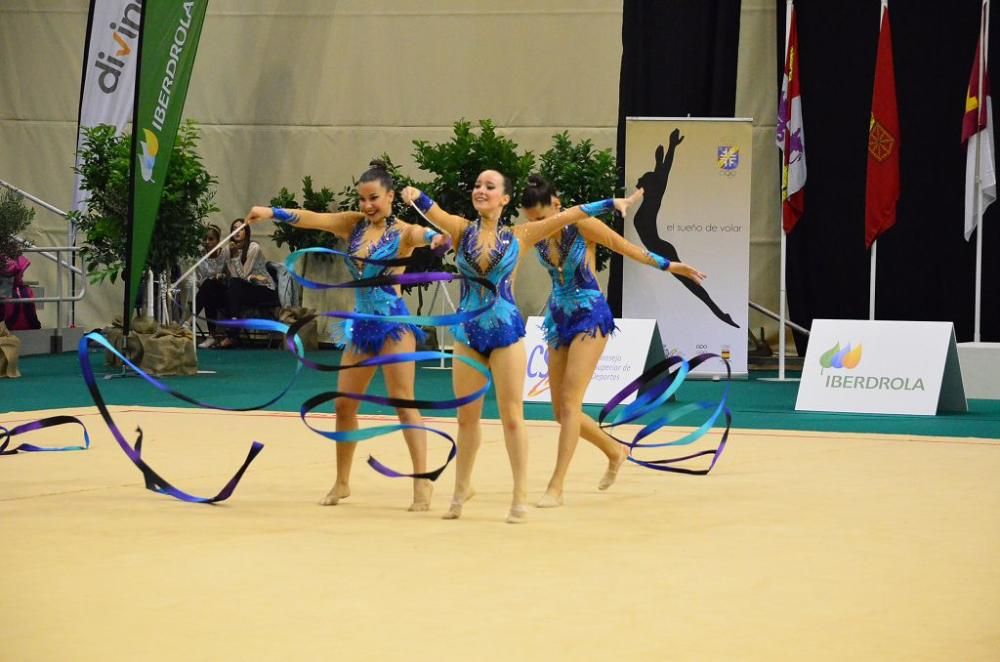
633, 129, 739, 328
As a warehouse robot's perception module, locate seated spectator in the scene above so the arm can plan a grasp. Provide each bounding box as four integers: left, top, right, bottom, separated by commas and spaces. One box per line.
195, 224, 227, 348
218, 218, 279, 348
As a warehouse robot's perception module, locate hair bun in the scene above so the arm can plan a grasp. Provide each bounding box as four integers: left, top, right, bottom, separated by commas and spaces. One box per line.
526, 174, 545, 188
368, 159, 389, 172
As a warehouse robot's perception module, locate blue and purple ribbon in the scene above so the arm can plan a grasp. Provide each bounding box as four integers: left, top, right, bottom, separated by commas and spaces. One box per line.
598, 353, 731, 475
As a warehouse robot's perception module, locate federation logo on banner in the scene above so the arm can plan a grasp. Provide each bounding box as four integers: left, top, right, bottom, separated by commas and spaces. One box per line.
717, 146, 740, 174
819, 341, 863, 370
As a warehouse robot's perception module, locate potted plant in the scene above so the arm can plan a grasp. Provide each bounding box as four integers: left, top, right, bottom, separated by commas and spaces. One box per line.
68, 120, 219, 289
537, 131, 621, 271
0, 187, 36, 297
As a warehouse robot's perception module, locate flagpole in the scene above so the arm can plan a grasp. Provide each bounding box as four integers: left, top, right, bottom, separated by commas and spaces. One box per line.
869, 0, 888, 322
778, 0, 793, 379
974, 0, 990, 342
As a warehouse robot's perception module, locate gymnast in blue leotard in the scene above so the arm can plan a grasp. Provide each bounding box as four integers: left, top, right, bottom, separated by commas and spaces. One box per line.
520, 175, 706, 508
244, 160, 448, 511
402, 172, 644, 523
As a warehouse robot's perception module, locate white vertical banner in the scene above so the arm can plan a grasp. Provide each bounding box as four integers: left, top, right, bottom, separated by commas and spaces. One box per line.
72, 0, 143, 212
623, 118, 752, 377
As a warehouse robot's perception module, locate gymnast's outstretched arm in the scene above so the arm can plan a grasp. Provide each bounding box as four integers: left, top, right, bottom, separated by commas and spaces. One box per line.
399, 187, 469, 239
516, 189, 644, 246
244, 206, 364, 240
576, 216, 705, 284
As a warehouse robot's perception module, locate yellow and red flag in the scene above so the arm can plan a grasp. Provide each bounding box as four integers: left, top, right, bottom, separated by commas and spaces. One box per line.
864, 5, 900, 250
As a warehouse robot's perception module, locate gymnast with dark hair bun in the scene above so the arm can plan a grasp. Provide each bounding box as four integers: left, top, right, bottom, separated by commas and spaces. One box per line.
520, 174, 706, 507
401, 171, 643, 523
244, 160, 449, 512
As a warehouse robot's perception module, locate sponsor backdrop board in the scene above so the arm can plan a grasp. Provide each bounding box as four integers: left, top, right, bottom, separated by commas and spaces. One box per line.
522, 317, 663, 405
623, 118, 752, 378
796, 319, 967, 415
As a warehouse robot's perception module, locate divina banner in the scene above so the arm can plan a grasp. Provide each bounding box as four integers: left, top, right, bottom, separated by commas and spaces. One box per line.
72, 0, 144, 214
622, 118, 752, 377
125, 0, 209, 319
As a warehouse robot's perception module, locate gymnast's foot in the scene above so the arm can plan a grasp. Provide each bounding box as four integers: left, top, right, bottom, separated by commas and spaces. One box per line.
536, 489, 564, 508
318, 482, 351, 506
598, 445, 629, 491
442, 486, 476, 520
506, 503, 529, 524
408, 479, 433, 512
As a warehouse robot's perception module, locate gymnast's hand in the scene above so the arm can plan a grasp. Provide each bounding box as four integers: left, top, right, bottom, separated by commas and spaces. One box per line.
400, 186, 422, 205
613, 188, 644, 216
429, 232, 451, 254
667, 261, 706, 285
244, 206, 272, 225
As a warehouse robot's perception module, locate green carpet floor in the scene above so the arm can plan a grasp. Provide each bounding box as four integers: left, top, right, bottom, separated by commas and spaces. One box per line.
3, 347, 999, 439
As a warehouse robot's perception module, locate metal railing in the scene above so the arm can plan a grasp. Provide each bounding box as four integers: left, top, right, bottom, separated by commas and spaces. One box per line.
1, 178, 87, 352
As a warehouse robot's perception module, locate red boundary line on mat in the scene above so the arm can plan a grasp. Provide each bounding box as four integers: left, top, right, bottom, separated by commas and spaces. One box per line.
2, 407, 997, 447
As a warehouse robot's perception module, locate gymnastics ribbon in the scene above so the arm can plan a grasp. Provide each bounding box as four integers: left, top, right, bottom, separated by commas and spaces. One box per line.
13, 246, 498, 503
75, 322, 299, 502
598, 353, 731, 475
279, 247, 499, 480
0, 415, 90, 455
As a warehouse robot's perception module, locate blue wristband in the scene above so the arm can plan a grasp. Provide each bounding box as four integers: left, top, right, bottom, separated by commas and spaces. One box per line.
423, 228, 440, 244
649, 252, 671, 271
580, 198, 614, 217
271, 207, 299, 224
413, 192, 435, 213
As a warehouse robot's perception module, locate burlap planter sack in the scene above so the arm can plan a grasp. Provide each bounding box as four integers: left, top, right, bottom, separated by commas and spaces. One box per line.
277, 306, 318, 351
102, 316, 150, 368
0, 321, 21, 378
143, 323, 197, 376
101, 316, 196, 375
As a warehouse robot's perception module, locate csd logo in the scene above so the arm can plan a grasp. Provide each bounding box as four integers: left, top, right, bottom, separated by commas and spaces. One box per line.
526, 344, 550, 396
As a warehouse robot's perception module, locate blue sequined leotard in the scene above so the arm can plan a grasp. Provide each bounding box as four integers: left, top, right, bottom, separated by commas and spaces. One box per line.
343, 217, 425, 354
536, 225, 616, 349
451, 219, 526, 356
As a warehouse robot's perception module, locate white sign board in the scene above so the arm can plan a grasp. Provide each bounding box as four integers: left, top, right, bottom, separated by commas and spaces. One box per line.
523, 317, 662, 405
623, 118, 751, 377
795, 319, 967, 415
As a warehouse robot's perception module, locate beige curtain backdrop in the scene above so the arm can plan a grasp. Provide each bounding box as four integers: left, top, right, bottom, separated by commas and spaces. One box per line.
0, 0, 780, 346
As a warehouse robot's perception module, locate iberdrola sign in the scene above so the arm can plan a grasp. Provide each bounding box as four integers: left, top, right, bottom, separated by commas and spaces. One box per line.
126, 1, 209, 314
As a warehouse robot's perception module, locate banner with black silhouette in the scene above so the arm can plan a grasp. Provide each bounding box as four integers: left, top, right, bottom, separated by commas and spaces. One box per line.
623, 118, 751, 377
72, 0, 143, 214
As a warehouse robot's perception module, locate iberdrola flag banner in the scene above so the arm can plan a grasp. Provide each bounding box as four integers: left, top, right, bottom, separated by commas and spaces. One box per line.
125, 1, 209, 316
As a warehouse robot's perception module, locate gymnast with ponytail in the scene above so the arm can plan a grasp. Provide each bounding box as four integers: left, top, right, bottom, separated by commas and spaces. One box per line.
401, 171, 643, 523
520, 174, 706, 507
243, 160, 449, 512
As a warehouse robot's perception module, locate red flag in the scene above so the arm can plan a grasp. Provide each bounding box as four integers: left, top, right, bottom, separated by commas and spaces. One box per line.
864, 6, 900, 249
777, 7, 806, 233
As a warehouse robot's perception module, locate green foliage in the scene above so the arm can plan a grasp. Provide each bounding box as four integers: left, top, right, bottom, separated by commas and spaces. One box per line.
269, 176, 338, 254
538, 132, 621, 271
69, 121, 218, 284
412, 119, 535, 225
0, 187, 36, 266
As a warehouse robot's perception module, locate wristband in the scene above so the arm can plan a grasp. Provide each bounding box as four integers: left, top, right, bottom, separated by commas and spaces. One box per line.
414, 192, 435, 213
648, 251, 671, 271
580, 198, 614, 217
271, 207, 299, 224
423, 228, 440, 244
